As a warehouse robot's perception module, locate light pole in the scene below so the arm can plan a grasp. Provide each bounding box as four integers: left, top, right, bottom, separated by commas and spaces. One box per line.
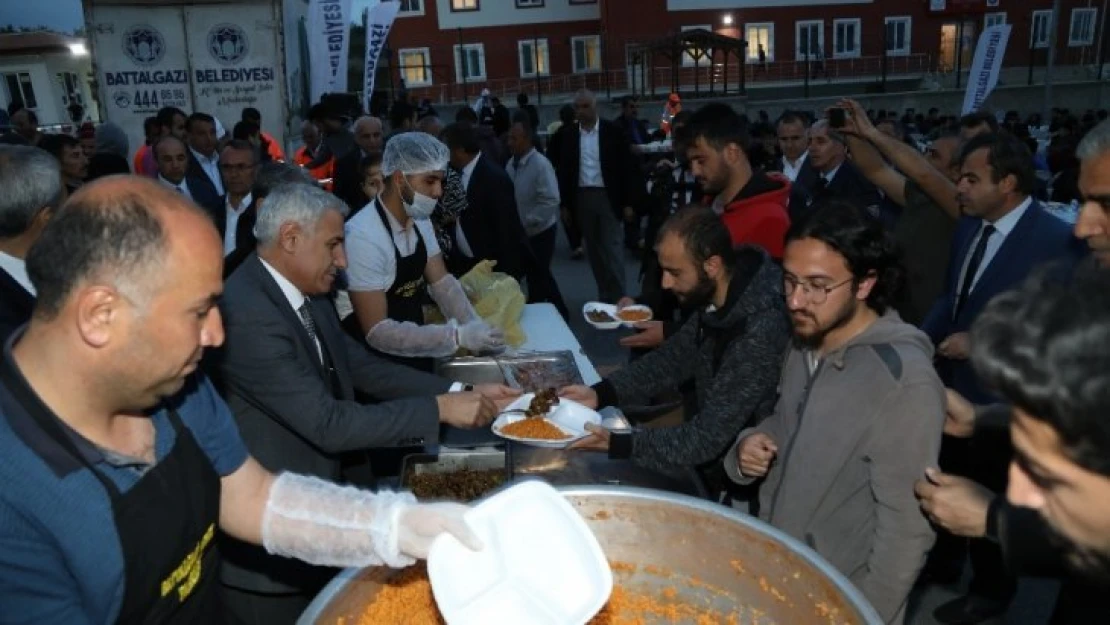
1043, 0, 1062, 121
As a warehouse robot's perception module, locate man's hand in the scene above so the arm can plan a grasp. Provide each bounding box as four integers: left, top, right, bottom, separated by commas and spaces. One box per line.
558, 385, 599, 409
944, 388, 977, 438
398, 502, 483, 560
623, 206, 637, 223
616, 297, 637, 310
737, 433, 778, 478
937, 332, 971, 360
436, 392, 498, 429
835, 98, 880, 140
473, 383, 522, 410
914, 468, 994, 538
619, 321, 665, 350
569, 422, 611, 452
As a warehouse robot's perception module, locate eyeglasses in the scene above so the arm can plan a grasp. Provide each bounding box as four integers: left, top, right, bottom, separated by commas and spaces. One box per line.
783, 276, 854, 304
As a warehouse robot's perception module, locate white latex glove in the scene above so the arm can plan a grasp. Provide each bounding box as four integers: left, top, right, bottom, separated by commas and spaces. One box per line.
398, 502, 484, 560
458, 319, 505, 352
428, 274, 479, 324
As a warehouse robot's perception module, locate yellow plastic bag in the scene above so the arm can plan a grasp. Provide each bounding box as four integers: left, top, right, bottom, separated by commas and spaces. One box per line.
425, 260, 526, 347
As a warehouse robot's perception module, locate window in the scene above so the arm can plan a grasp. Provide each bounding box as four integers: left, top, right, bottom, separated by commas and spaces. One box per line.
516, 0, 543, 6
681, 24, 712, 67
795, 20, 824, 61
833, 18, 861, 58
984, 12, 1006, 29
2, 72, 37, 109
55, 71, 83, 106
398, 48, 432, 87
451, 0, 478, 11
518, 39, 550, 77
1069, 8, 1097, 46
571, 35, 601, 73
745, 23, 774, 63
1031, 10, 1053, 48
398, 0, 423, 15
885, 16, 911, 56
453, 43, 486, 81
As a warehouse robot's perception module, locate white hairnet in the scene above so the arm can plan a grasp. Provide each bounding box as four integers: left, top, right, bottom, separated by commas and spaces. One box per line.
380, 132, 450, 176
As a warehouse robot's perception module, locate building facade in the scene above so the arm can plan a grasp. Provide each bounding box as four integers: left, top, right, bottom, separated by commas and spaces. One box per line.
0, 32, 99, 129
384, 0, 1107, 103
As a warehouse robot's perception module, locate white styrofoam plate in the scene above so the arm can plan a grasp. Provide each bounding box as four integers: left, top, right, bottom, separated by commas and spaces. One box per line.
491, 394, 602, 449
614, 304, 654, 327
581, 302, 621, 330
428, 480, 613, 625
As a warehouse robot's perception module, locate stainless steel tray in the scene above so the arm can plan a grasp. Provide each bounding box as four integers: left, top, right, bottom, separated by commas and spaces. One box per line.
399, 448, 512, 501
436, 350, 584, 391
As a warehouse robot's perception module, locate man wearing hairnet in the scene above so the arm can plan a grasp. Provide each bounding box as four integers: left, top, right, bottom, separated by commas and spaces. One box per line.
343, 133, 505, 371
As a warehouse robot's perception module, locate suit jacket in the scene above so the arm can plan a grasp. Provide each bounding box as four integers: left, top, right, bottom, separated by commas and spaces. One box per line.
922, 200, 1083, 403
554, 118, 643, 217
211, 195, 259, 278
787, 159, 880, 223
448, 153, 528, 280
332, 149, 368, 215
613, 115, 650, 145
181, 173, 223, 217
0, 268, 34, 343
187, 151, 221, 200
213, 253, 453, 593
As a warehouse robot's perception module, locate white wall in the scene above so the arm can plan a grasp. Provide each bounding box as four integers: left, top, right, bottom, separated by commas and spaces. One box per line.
668, 0, 872, 9
435, 0, 600, 30
0, 57, 65, 125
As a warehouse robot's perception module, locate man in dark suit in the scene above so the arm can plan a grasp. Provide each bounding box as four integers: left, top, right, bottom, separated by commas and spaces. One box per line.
153, 136, 223, 216
921, 132, 1083, 625
332, 116, 384, 215
0, 145, 61, 341
212, 181, 516, 625
208, 140, 260, 278
185, 112, 224, 200
440, 122, 528, 280
553, 89, 643, 303
788, 119, 881, 223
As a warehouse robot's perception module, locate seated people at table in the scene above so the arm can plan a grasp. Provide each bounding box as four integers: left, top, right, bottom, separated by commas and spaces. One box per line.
211, 181, 516, 623
343, 132, 506, 372
559, 206, 790, 496
725, 204, 945, 624
0, 176, 482, 625
0, 146, 61, 341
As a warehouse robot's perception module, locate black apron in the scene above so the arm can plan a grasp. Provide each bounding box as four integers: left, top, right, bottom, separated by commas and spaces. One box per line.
370, 198, 435, 373
0, 359, 223, 625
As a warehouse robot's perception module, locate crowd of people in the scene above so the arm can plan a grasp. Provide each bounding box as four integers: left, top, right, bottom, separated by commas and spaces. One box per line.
1, 86, 1110, 625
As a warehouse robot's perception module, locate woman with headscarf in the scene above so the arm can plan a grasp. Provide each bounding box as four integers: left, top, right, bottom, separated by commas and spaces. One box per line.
87, 122, 131, 180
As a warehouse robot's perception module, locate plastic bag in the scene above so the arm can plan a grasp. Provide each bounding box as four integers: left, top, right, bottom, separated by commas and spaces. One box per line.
426, 260, 526, 348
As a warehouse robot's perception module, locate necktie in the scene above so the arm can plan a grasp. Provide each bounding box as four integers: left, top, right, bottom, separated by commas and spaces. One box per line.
297, 302, 323, 364
954, 224, 996, 321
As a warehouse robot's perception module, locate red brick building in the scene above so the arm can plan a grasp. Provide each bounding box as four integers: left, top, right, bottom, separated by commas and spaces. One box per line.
384, 0, 1107, 102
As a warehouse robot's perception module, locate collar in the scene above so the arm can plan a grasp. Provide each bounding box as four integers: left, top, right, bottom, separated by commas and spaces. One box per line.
258, 257, 306, 312
579, 122, 599, 136
821, 162, 843, 182
461, 151, 481, 180
0, 251, 34, 295
725, 171, 781, 205
377, 198, 414, 235
189, 146, 219, 165
227, 192, 253, 213
514, 148, 536, 168
158, 175, 188, 193
986, 196, 1033, 236
784, 152, 808, 169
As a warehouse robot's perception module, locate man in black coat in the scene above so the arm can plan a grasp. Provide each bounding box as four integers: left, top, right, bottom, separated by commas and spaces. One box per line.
0, 145, 61, 341
788, 119, 881, 223
332, 116, 384, 215
553, 89, 643, 303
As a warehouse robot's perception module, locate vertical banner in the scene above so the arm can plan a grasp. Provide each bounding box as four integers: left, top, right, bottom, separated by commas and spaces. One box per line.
364, 0, 401, 113
307, 0, 354, 104
962, 24, 1012, 115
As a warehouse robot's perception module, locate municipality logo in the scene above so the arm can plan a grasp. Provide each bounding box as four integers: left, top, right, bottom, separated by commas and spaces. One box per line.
122, 25, 165, 66
208, 24, 249, 66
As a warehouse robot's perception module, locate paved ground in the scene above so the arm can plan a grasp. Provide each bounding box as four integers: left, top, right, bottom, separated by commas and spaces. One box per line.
545, 224, 1060, 624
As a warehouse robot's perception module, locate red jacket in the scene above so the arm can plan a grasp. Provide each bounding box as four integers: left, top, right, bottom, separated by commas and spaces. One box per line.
710, 171, 791, 259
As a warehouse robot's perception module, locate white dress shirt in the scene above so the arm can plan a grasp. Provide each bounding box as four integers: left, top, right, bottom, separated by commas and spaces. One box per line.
454, 153, 480, 257
820, 162, 843, 185
259, 257, 322, 362
223, 193, 252, 256
0, 251, 34, 295
189, 146, 224, 196
158, 175, 194, 201
578, 123, 604, 188
782, 152, 808, 182
955, 196, 1033, 299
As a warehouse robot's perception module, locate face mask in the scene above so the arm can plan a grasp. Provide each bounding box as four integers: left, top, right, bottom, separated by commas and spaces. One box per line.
402, 177, 437, 219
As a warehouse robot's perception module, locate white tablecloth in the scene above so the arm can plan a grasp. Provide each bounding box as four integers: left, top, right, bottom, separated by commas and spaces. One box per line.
517, 303, 600, 386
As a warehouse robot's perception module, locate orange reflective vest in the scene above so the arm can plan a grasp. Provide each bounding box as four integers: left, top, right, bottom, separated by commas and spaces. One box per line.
293, 146, 335, 192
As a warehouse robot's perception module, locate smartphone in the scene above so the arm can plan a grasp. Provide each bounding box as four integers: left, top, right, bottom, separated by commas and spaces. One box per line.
829, 108, 847, 129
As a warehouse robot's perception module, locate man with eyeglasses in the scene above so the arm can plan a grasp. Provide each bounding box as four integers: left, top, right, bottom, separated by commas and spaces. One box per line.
725, 203, 945, 625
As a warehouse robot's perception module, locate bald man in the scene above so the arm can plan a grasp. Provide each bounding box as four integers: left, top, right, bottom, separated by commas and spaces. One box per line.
334, 116, 385, 215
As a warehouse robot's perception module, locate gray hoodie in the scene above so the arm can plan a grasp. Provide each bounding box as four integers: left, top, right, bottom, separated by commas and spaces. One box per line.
725, 311, 944, 625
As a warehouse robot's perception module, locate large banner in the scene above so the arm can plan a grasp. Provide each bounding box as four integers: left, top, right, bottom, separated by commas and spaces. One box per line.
308, 0, 354, 104
364, 0, 400, 112
962, 24, 1012, 115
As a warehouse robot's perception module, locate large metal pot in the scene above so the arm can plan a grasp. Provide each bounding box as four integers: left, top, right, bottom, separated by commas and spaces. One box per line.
298, 485, 882, 624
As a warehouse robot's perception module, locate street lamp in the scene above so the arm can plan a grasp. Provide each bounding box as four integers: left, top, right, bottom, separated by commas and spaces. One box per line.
68, 42, 88, 56
723, 14, 734, 26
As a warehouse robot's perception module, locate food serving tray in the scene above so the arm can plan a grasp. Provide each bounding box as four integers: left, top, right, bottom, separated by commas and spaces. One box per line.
436, 350, 584, 392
